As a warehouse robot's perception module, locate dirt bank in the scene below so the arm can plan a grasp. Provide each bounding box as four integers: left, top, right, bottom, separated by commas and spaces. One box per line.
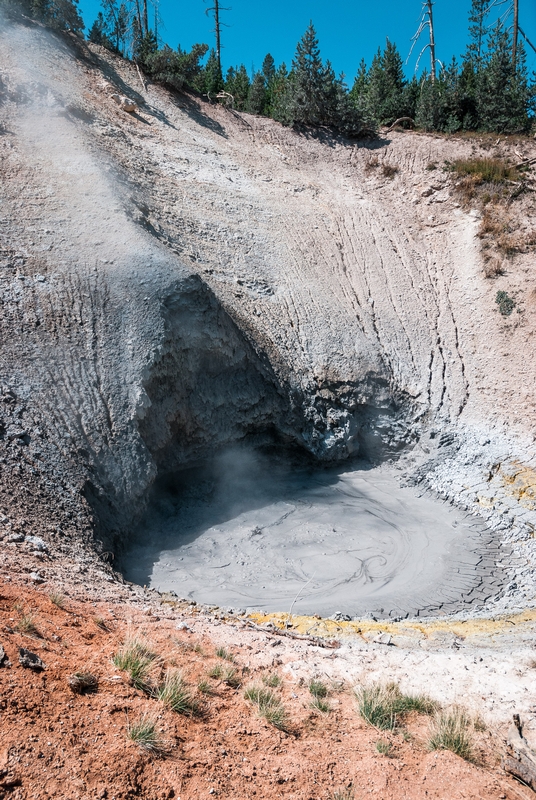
1, 578, 535, 800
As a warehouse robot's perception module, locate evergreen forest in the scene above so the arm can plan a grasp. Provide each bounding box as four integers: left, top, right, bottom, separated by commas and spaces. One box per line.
3, 0, 536, 137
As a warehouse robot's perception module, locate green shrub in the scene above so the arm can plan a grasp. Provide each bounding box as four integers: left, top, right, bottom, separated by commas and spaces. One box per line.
496, 290, 516, 316
375, 738, 392, 755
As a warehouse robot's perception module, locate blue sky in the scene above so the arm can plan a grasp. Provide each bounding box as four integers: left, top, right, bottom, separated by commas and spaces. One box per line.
78, 0, 536, 82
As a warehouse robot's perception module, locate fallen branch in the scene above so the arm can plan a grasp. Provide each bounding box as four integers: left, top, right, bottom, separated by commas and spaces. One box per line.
244, 620, 340, 649
515, 156, 536, 169
385, 117, 415, 133
287, 573, 314, 627
503, 714, 536, 792
135, 61, 147, 93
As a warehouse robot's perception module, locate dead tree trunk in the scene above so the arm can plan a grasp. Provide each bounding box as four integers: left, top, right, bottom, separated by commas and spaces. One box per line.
143, 0, 148, 37
214, 0, 221, 73
427, 0, 436, 83
512, 0, 519, 70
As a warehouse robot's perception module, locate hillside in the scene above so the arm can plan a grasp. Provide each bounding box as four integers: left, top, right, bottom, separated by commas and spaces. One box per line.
1, 16, 536, 799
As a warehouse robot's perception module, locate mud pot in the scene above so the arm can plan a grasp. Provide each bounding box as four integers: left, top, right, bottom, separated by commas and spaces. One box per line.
121, 449, 504, 619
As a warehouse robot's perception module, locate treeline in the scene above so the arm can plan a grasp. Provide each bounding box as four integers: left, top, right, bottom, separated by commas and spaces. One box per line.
87, 0, 536, 136
4, 0, 536, 136
2, 0, 84, 34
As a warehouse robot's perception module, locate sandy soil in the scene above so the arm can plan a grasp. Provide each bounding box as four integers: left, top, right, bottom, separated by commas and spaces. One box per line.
1, 578, 534, 800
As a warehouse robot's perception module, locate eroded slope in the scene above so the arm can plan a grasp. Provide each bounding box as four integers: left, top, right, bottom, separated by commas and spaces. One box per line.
0, 19, 535, 612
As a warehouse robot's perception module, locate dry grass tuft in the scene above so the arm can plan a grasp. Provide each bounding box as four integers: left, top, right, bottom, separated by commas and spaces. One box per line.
16, 612, 40, 636
49, 592, 65, 609
127, 712, 170, 755
244, 684, 289, 731
428, 706, 474, 761
355, 681, 437, 731
483, 256, 505, 279
207, 664, 223, 679
113, 635, 158, 690
154, 669, 199, 716
215, 647, 235, 662
222, 667, 241, 689
262, 673, 282, 688
330, 789, 355, 800
451, 157, 519, 184
364, 156, 379, 174
93, 616, 111, 632
382, 163, 399, 179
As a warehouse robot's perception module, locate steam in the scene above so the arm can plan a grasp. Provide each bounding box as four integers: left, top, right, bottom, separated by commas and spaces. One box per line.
123, 448, 498, 619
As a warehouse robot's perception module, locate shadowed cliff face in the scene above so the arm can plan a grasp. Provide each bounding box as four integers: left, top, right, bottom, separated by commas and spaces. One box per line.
0, 19, 419, 550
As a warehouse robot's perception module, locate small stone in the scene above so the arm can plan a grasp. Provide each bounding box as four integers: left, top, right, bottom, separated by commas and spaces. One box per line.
25, 535, 47, 552
0, 644, 11, 667
7, 533, 24, 543
29, 572, 44, 583
18, 648, 46, 671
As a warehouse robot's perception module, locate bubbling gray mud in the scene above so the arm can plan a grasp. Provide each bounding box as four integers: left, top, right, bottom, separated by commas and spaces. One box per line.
123, 450, 504, 619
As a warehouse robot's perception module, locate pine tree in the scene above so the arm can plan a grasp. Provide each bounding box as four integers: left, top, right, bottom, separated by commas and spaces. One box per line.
196, 49, 224, 96
247, 71, 266, 114
349, 58, 368, 108
321, 59, 339, 127
333, 73, 363, 136
358, 40, 407, 126
30, 0, 83, 33
415, 73, 441, 131
100, 0, 129, 54
224, 64, 250, 110
287, 22, 326, 126
477, 22, 530, 132
88, 11, 114, 48
133, 24, 158, 66
145, 43, 209, 91
466, 0, 489, 70
267, 62, 290, 122
262, 54, 276, 85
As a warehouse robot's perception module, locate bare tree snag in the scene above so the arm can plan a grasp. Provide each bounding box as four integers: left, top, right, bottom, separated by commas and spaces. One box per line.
512, 0, 519, 70
205, 0, 230, 74
426, 0, 437, 82
407, 1, 438, 81
143, 0, 148, 37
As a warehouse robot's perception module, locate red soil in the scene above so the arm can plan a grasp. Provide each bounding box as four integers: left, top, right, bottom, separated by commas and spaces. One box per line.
0, 581, 530, 800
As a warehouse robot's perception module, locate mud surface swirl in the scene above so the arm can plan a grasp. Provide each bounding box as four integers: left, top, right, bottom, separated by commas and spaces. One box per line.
123, 453, 504, 619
